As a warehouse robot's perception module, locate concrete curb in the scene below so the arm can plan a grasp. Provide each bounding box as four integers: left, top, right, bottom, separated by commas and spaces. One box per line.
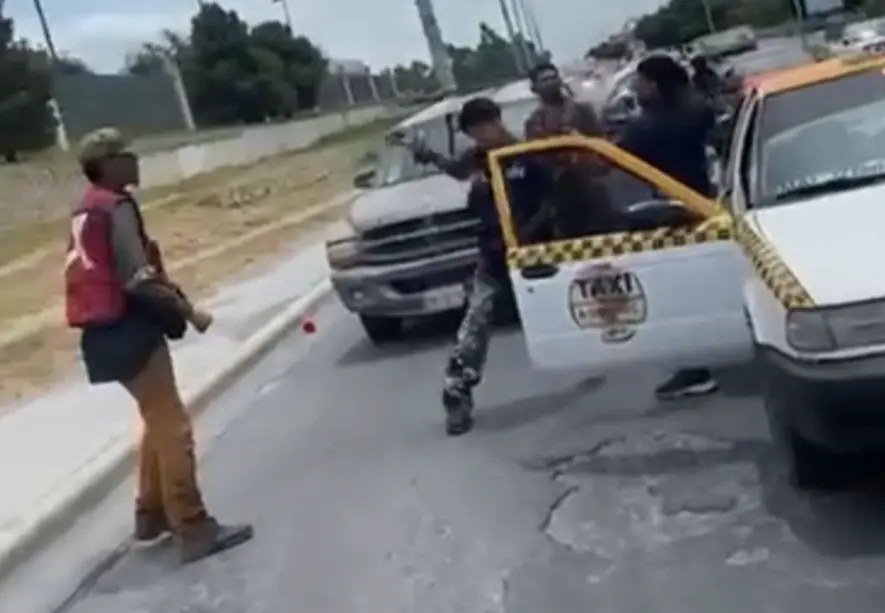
0, 278, 333, 584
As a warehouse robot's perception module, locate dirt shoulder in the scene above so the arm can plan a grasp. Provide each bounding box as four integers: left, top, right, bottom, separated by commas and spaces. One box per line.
0, 118, 393, 406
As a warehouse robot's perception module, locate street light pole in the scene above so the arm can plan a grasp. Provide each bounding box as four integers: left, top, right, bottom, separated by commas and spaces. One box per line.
272, 0, 293, 32
497, 0, 526, 72
32, 0, 59, 61
699, 0, 716, 33
31, 0, 70, 150
519, 0, 545, 52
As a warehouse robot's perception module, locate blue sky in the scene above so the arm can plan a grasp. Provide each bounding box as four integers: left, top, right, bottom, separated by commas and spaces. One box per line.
4, 0, 664, 73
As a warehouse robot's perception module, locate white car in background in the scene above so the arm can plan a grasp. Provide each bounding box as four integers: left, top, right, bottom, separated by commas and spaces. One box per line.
832, 20, 885, 54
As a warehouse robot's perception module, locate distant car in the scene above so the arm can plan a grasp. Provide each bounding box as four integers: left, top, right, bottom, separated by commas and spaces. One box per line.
693, 25, 758, 58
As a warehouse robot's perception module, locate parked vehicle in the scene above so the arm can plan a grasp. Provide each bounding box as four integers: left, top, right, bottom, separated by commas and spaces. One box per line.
693, 25, 758, 58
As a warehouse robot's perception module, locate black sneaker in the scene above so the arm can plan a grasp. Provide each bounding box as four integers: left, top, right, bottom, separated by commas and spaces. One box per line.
655, 369, 718, 401
442, 386, 474, 436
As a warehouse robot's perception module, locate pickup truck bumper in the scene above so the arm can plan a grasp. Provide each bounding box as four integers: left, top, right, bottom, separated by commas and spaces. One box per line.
331, 247, 478, 318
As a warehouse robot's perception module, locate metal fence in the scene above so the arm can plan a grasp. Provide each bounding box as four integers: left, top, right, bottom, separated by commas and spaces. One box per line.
54, 69, 402, 145
53, 72, 187, 143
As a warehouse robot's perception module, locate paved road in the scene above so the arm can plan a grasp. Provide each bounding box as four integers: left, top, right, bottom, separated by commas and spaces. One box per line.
22, 300, 885, 612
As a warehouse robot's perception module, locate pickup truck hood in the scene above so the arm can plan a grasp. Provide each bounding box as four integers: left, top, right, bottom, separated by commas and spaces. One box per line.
349, 175, 469, 232
750, 183, 885, 306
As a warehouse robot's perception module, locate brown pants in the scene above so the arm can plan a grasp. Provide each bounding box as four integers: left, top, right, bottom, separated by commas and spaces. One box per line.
124, 343, 207, 530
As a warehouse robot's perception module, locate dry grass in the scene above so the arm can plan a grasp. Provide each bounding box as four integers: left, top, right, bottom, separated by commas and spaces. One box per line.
0, 119, 395, 406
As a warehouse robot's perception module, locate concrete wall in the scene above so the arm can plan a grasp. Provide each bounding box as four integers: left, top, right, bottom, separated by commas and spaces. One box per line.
137, 105, 392, 188
0, 105, 397, 230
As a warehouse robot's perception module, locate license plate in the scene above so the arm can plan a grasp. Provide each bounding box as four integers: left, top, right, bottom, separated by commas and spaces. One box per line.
423, 285, 465, 312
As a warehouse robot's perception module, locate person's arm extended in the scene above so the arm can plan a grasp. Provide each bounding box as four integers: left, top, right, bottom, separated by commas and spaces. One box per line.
108, 200, 195, 321
412, 145, 475, 181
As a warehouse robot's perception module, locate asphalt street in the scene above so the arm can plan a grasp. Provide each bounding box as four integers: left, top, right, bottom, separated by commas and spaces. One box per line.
14, 298, 885, 613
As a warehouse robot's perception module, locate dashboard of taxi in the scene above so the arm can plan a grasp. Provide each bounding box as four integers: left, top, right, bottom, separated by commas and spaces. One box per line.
727, 66, 885, 210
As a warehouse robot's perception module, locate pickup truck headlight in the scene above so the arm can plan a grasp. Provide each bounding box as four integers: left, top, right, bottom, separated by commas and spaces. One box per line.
325, 236, 362, 270
787, 301, 885, 352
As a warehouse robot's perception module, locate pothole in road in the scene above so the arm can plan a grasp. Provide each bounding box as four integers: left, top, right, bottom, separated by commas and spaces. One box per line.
541, 431, 767, 556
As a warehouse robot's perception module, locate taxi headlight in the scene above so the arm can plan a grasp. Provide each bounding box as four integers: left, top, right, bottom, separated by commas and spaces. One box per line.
787, 301, 885, 352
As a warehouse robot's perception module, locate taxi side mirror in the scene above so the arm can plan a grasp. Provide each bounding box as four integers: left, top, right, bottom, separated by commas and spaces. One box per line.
624, 199, 700, 231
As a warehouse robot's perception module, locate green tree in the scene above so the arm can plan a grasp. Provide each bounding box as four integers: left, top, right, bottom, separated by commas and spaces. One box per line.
124, 3, 327, 126
447, 22, 536, 92
633, 0, 795, 49
0, 16, 55, 161
389, 60, 437, 93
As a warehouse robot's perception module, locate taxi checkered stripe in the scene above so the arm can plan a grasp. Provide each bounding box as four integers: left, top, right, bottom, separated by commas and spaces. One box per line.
506, 215, 814, 311
733, 218, 814, 309
506, 216, 733, 269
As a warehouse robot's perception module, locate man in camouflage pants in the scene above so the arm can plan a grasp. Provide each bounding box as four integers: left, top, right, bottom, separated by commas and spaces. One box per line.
440, 98, 554, 436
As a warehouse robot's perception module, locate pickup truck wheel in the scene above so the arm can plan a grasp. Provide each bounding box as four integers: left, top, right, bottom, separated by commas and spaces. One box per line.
359, 315, 403, 345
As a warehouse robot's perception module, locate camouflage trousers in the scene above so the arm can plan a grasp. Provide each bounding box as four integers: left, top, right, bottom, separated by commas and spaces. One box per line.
443, 270, 500, 395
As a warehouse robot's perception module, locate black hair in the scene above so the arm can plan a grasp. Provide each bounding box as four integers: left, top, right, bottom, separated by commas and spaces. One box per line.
636, 54, 689, 104
528, 61, 559, 83
457, 97, 502, 133
690, 55, 709, 69
82, 160, 102, 183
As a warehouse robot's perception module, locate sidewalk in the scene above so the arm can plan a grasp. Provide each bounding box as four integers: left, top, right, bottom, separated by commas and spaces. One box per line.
0, 224, 340, 565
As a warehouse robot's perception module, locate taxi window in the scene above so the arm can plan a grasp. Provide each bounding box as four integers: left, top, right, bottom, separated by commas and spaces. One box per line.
756, 67, 885, 205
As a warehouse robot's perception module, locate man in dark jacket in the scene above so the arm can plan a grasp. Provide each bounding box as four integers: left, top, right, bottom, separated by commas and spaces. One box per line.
439, 97, 554, 436
619, 55, 720, 400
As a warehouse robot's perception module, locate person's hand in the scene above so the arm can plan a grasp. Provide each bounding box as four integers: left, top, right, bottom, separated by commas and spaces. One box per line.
189, 309, 214, 334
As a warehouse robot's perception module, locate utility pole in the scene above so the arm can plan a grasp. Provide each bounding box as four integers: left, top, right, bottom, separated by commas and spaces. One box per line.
32, 0, 58, 61
509, 0, 533, 66
414, 0, 457, 93
497, 0, 526, 73
519, 0, 545, 53
700, 0, 716, 33
32, 0, 70, 150
272, 0, 293, 33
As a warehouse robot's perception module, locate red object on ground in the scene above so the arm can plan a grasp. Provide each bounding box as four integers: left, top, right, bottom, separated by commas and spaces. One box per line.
302, 319, 317, 334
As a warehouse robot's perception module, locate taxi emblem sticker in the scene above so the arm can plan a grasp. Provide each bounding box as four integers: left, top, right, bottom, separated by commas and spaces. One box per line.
568, 263, 647, 343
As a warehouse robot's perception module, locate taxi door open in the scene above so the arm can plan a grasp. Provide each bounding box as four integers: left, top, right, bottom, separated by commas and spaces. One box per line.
487, 136, 753, 373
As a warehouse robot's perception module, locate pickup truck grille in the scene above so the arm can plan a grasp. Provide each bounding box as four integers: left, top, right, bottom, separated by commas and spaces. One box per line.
359, 209, 480, 265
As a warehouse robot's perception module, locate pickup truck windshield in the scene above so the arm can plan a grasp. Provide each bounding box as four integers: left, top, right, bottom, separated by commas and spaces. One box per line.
376, 98, 539, 187
374, 119, 450, 187
757, 67, 885, 206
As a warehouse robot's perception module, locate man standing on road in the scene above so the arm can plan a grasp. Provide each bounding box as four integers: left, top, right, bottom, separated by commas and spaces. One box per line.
618, 55, 720, 400
441, 98, 554, 436
64, 128, 254, 563
523, 62, 622, 237
524, 61, 602, 139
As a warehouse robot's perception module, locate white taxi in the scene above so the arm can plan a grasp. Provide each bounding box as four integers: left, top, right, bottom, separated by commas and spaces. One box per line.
487, 51, 885, 489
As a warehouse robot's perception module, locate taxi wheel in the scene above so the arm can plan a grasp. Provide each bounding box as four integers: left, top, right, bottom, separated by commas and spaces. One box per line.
360, 315, 403, 345
782, 429, 841, 491
763, 398, 839, 490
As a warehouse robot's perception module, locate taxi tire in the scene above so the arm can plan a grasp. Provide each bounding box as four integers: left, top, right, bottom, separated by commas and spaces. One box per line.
360, 315, 403, 345
762, 394, 840, 491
